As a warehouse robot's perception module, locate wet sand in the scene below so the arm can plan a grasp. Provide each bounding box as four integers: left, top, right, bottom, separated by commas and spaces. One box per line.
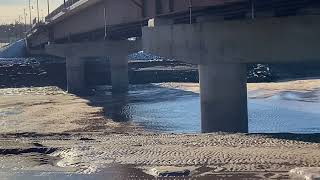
0, 80, 320, 179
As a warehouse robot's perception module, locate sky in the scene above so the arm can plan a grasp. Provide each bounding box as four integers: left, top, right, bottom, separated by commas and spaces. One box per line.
0, 0, 64, 24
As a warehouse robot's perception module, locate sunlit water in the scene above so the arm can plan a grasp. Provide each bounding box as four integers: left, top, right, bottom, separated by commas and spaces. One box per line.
96, 84, 320, 134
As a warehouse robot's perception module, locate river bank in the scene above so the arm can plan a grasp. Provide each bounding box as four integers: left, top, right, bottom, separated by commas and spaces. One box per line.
0, 80, 319, 179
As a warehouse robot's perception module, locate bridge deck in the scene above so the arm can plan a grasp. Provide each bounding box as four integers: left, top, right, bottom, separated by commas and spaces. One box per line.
28, 0, 320, 48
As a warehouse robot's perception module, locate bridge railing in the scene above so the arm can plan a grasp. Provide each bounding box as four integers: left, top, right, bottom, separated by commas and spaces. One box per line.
45, 0, 80, 21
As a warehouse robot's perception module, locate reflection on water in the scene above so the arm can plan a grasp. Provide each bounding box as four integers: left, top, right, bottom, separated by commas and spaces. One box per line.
249, 99, 320, 133
95, 84, 320, 134
107, 93, 131, 122
270, 90, 320, 102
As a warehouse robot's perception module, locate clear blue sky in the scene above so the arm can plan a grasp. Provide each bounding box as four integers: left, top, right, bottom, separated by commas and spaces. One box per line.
0, 0, 63, 24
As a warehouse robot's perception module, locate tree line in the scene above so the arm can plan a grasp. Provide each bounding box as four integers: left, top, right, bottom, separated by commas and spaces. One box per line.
0, 23, 31, 43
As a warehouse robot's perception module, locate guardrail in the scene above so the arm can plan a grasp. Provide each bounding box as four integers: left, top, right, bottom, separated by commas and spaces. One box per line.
45, 0, 80, 21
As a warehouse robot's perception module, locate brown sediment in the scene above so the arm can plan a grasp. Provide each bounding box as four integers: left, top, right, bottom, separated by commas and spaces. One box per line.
0, 81, 319, 178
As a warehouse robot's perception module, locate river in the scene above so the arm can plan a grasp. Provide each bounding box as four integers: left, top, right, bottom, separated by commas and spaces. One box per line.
95, 83, 320, 134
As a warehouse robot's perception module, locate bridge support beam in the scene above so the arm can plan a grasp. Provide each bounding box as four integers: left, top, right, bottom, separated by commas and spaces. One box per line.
66, 56, 85, 94
199, 63, 248, 133
143, 15, 320, 133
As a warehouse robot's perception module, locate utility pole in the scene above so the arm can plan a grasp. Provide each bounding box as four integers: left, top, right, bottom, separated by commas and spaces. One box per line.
104, 7, 107, 39
24, 9, 27, 32
29, 0, 32, 26
41, 9, 44, 22
251, 0, 255, 19
188, 0, 192, 24
47, 0, 50, 16
18, 15, 22, 38
37, 0, 40, 23
15, 20, 18, 39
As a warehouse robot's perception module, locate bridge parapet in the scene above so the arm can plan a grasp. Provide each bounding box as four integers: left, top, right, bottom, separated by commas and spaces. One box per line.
46, 0, 81, 21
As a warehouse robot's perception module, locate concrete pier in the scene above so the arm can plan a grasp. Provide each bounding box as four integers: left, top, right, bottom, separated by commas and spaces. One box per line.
66, 56, 85, 94
45, 40, 141, 95
143, 15, 320, 133
199, 63, 248, 133
110, 55, 129, 93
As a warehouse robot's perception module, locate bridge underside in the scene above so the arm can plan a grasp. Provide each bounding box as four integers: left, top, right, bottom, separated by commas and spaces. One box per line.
27, 0, 320, 133
27, 0, 320, 49
43, 14, 320, 133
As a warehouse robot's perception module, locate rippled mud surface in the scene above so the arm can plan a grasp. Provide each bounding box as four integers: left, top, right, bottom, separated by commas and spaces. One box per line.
0, 131, 319, 179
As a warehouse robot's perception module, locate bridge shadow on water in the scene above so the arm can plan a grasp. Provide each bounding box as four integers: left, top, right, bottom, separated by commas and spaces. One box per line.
84, 83, 198, 123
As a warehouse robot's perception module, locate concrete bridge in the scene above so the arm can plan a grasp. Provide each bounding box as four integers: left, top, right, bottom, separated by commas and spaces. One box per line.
26, 0, 320, 133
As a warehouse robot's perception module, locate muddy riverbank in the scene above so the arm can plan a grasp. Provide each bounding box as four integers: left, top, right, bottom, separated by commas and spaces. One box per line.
0, 80, 319, 179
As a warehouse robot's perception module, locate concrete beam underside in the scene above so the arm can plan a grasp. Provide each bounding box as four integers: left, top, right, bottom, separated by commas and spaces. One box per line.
143, 15, 320, 64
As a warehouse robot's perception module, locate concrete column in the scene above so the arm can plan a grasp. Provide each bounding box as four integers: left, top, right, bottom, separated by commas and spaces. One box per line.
199, 63, 248, 133
110, 55, 129, 93
66, 56, 85, 94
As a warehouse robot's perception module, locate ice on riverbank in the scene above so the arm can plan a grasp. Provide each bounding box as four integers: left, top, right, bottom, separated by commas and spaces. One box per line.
290, 167, 320, 180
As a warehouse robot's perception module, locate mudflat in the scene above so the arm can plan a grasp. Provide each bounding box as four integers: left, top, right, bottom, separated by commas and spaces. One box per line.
0, 80, 319, 179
